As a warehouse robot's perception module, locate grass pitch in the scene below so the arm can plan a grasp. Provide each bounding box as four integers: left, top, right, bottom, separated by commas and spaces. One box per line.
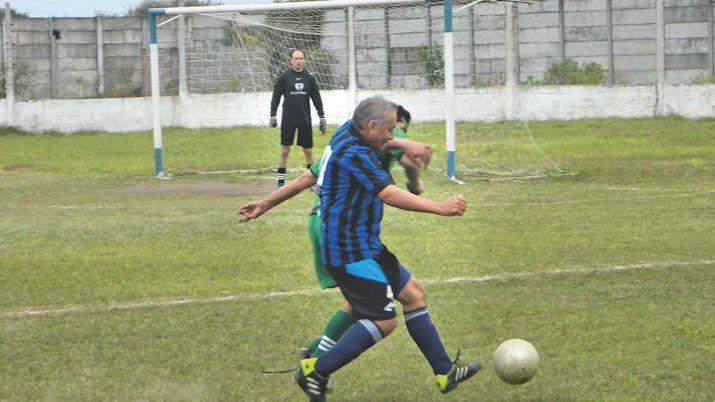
0, 117, 713, 401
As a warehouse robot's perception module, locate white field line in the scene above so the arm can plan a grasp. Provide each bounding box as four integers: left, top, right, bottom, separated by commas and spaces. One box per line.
422, 260, 714, 285
602, 187, 702, 192
479, 190, 713, 208
3, 259, 713, 319
3, 189, 712, 211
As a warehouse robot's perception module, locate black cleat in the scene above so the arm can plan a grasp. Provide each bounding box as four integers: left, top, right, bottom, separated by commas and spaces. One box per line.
294, 357, 331, 402
435, 351, 481, 394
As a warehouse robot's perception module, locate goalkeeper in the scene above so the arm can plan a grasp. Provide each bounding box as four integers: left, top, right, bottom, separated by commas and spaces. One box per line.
270, 49, 326, 189
238, 106, 431, 359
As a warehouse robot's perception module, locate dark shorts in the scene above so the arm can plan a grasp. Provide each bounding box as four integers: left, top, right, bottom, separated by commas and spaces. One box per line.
328, 247, 412, 321
280, 124, 313, 148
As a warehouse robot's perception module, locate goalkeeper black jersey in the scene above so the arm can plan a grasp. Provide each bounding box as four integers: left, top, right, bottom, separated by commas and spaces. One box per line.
270, 68, 324, 126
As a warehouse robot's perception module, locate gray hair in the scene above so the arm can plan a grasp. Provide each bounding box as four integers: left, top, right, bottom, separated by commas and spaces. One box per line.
351, 95, 397, 135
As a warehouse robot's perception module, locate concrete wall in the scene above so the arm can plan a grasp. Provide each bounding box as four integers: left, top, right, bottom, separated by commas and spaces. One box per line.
11, 17, 147, 100
7, 84, 714, 133
664, 0, 713, 83
1, 2, 713, 101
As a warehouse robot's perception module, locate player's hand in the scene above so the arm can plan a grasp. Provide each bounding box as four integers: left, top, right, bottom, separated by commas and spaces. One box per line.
238, 201, 266, 223
319, 117, 327, 135
437, 195, 467, 216
403, 143, 432, 168
406, 180, 425, 195
269, 116, 277, 128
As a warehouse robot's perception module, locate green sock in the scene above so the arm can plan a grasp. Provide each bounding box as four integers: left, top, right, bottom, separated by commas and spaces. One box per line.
306, 337, 321, 355
311, 308, 355, 357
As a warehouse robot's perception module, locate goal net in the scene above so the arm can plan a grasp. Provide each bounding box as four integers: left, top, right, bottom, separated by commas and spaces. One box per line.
149, 0, 563, 179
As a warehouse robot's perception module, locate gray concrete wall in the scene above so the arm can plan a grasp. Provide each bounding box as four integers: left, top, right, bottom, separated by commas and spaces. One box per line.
664, 0, 712, 83
1, 1, 713, 101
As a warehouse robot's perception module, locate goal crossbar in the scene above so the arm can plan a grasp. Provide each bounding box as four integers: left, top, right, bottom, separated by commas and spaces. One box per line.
149, 0, 423, 16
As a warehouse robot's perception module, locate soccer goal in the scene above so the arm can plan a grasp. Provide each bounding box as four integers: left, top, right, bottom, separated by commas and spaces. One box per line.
147, 0, 561, 179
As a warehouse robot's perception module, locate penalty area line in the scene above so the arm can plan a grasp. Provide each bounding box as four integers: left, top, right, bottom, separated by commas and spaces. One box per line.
3, 259, 713, 319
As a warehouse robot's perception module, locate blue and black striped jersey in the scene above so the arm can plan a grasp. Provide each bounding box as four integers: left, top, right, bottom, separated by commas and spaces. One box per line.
317, 120, 395, 267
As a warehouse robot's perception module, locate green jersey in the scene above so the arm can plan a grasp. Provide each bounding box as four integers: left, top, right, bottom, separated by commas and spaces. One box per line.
309, 161, 321, 214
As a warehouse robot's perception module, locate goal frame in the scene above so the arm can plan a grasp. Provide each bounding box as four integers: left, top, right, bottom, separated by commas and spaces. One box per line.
147, 0, 457, 179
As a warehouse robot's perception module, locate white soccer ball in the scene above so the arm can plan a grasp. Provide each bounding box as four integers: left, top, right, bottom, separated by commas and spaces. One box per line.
492, 339, 539, 385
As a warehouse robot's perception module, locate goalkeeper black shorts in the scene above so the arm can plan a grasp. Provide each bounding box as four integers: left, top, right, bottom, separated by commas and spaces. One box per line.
280, 124, 312, 148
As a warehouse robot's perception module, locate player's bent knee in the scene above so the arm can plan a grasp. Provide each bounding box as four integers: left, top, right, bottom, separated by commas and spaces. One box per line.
374, 317, 397, 336
341, 300, 352, 315
397, 277, 426, 310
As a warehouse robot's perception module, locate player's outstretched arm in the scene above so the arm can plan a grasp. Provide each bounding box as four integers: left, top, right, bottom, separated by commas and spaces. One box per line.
238, 170, 317, 223
386, 138, 432, 168
378, 185, 466, 216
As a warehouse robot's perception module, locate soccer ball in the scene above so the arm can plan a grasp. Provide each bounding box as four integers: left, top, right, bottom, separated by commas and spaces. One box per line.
492, 339, 539, 385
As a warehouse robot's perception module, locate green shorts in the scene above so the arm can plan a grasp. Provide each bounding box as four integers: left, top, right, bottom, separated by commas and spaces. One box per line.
308, 213, 336, 289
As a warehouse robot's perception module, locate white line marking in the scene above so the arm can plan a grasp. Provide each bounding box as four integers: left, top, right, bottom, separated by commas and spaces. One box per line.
3, 189, 711, 211
3, 260, 713, 319
479, 190, 713, 207
422, 260, 714, 285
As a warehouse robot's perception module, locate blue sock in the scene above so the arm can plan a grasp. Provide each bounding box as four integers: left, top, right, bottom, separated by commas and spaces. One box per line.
404, 307, 452, 375
314, 319, 382, 376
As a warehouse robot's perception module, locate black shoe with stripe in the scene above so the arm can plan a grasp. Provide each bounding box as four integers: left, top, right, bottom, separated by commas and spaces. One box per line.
294, 357, 331, 402
435, 351, 481, 394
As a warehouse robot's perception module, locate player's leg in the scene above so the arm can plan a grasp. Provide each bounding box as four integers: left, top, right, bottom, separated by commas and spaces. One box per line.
297, 125, 315, 167
395, 262, 481, 393
311, 259, 399, 375
277, 125, 296, 188
303, 213, 355, 358
297, 253, 399, 399
308, 252, 400, 375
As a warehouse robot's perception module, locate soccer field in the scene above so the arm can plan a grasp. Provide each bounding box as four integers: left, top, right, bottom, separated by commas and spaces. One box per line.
1, 117, 713, 401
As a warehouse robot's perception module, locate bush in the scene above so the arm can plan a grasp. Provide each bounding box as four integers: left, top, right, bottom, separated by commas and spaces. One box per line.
542, 58, 607, 85
690, 75, 715, 85
418, 42, 444, 87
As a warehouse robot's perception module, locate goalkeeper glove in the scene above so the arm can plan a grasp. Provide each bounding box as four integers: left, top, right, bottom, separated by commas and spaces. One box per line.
270, 116, 277, 128
319, 117, 327, 135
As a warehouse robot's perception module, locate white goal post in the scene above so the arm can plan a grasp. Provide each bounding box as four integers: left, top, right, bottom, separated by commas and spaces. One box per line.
148, 0, 457, 179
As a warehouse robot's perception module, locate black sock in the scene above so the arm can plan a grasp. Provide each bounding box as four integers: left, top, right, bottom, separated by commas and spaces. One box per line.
277, 167, 286, 186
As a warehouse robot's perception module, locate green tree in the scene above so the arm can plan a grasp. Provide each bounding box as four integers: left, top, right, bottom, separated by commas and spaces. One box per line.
0, 8, 30, 18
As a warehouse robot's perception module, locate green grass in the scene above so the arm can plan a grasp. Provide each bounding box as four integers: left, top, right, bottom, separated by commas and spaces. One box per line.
0, 117, 713, 401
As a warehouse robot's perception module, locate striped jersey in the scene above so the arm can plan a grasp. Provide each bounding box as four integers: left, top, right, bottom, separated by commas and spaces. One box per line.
317, 120, 395, 267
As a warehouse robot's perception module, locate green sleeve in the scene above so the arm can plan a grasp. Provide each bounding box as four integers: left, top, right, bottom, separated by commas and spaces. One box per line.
386, 127, 408, 161
309, 159, 321, 177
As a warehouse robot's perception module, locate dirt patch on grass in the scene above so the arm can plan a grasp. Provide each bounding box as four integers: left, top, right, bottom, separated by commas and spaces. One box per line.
117, 181, 274, 197
3, 163, 35, 171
